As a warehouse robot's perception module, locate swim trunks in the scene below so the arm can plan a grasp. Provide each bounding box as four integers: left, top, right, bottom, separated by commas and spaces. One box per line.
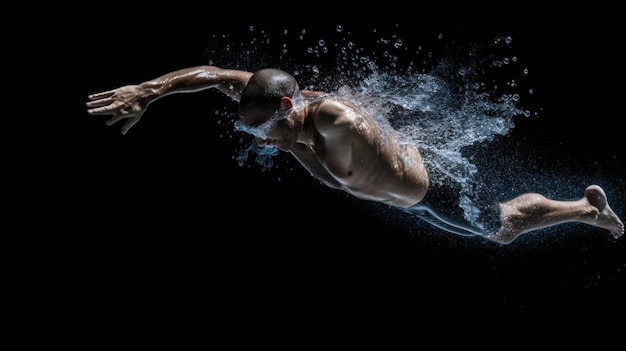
403, 181, 502, 237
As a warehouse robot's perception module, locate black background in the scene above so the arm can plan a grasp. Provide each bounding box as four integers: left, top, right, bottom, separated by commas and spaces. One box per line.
25, 5, 626, 341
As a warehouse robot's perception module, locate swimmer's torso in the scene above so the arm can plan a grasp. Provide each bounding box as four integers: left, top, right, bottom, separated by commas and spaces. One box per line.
292, 97, 429, 208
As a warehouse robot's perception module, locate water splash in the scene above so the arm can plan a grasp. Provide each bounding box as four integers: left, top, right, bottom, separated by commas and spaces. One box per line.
235, 142, 280, 169
208, 25, 531, 222
332, 62, 523, 224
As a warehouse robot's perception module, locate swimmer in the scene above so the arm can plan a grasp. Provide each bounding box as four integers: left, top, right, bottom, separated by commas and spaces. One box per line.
86, 65, 624, 244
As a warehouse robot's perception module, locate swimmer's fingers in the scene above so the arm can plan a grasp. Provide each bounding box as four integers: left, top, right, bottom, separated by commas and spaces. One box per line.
106, 113, 143, 135
86, 99, 120, 115
86, 85, 143, 115
86, 90, 118, 113
87, 85, 147, 134
89, 98, 143, 116
121, 116, 142, 135
87, 90, 116, 101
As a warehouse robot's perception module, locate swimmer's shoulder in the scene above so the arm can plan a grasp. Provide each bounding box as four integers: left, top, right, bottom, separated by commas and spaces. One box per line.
301, 90, 355, 119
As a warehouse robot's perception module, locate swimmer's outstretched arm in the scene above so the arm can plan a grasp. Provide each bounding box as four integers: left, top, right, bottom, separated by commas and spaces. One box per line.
86, 65, 253, 134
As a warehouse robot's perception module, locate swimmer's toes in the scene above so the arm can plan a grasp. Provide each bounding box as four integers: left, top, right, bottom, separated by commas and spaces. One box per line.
612, 223, 625, 239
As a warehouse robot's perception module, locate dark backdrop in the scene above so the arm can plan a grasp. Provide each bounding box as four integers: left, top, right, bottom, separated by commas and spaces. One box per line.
31, 6, 626, 341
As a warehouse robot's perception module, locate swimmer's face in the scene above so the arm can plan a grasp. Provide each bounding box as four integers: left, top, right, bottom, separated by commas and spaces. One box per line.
235, 97, 297, 152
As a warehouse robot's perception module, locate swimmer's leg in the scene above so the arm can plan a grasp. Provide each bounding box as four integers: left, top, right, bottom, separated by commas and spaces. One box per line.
488, 185, 624, 245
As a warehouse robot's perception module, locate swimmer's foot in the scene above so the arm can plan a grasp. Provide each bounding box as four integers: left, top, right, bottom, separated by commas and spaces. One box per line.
584, 185, 624, 239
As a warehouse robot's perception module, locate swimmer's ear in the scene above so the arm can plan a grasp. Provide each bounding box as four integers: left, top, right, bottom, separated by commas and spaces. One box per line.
280, 96, 293, 109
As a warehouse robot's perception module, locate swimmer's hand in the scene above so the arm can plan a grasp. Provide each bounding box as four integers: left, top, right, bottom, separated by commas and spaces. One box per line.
86, 85, 150, 135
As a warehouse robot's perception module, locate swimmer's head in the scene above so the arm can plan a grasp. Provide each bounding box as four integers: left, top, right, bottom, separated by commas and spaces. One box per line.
239, 68, 299, 127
